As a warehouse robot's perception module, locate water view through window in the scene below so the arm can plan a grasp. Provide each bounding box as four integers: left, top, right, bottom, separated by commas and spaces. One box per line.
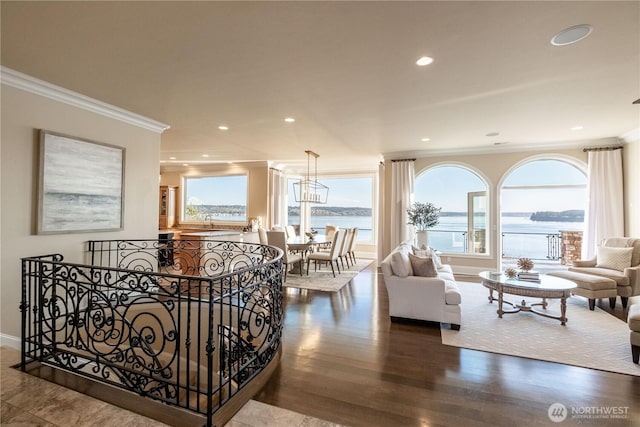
288, 176, 373, 242
417, 160, 587, 259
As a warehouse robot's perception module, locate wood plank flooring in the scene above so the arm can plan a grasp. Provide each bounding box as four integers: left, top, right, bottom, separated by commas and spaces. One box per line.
254, 262, 640, 426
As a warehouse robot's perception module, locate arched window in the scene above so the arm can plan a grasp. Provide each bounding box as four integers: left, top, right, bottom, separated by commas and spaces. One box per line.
501, 159, 586, 263
415, 165, 489, 255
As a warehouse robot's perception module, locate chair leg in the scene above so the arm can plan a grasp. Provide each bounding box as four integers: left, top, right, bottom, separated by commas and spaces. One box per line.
306, 259, 310, 275
588, 299, 595, 310
609, 297, 617, 309
633, 344, 639, 364
299, 260, 303, 276
622, 297, 629, 309
329, 262, 336, 277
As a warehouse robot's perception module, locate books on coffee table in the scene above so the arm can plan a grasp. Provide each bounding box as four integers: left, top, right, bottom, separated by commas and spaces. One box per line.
517, 271, 540, 282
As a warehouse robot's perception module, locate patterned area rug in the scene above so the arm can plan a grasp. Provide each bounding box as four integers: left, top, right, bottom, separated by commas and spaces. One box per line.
441, 281, 640, 376
282, 259, 373, 292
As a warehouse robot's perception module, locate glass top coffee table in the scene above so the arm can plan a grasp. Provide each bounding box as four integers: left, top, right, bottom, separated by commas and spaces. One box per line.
479, 271, 577, 325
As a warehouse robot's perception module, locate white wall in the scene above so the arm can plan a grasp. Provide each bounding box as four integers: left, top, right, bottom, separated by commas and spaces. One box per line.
1, 84, 162, 342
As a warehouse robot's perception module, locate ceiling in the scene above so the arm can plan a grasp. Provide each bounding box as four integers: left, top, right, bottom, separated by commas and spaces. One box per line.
2, 1, 639, 174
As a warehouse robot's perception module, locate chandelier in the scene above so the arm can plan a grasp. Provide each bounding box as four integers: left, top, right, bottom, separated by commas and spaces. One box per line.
293, 150, 329, 204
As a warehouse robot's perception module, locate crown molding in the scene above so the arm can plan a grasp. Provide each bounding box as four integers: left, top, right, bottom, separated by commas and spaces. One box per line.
381, 137, 622, 161
0, 66, 170, 134
620, 128, 639, 143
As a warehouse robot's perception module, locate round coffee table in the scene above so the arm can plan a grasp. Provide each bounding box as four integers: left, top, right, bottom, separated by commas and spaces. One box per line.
479, 271, 577, 325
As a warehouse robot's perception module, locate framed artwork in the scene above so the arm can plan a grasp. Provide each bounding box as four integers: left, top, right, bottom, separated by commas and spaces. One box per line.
38, 130, 125, 234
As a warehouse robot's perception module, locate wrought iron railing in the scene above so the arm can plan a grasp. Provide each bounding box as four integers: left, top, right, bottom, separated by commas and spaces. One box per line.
501, 232, 562, 260
20, 240, 283, 427
422, 230, 563, 260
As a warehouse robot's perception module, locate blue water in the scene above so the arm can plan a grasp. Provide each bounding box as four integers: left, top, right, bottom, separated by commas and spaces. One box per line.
289, 215, 372, 241
290, 214, 583, 257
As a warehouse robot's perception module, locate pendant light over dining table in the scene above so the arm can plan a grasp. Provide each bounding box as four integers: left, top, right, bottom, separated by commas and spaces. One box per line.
293, 150, 329, 204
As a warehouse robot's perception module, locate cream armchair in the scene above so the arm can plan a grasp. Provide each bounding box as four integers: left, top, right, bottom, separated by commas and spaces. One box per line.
569, 237, 640, 308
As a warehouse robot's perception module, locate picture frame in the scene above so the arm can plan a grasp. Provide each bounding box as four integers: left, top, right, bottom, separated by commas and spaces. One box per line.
37, 130, 125, 234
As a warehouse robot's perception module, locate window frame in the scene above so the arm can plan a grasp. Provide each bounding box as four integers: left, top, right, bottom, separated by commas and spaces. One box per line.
180, 173, 249, 225
415, 164, 491, 257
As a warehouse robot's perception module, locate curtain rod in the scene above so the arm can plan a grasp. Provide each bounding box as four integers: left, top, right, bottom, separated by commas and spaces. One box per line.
391, 158, 416, 162
583, 145, 623, 152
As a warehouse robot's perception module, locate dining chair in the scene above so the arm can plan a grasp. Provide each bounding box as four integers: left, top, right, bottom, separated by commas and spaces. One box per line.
267, 230, 303, 281
339, 228, 353, 269
347, 227, 358, 265
306, 229, 344, 277
258, 227, 269, 245
285, 225, 297, 239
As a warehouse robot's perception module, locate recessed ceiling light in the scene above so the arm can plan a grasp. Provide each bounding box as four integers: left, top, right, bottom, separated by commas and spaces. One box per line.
202, 154, 209, 158
486, 132, 500, 137
551, 24, 592, 46
416, 56, 434, 66
421, 137, 430, 142
169, 156, 176, 160
218, 125, 229, 131
494, 142, 508, 146
182, 163, 189, 166
284, 117, 295, 123
571, 126, 584, 131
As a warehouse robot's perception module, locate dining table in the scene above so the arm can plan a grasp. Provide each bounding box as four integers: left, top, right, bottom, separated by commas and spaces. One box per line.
286, 234, 330, 273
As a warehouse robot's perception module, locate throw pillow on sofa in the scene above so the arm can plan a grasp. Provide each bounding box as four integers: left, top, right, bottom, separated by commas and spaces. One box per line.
596, 246, 633, 271
408, 253, 438, 277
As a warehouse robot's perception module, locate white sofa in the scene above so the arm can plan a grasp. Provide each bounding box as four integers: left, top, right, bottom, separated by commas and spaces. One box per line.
380, 242, 461, 330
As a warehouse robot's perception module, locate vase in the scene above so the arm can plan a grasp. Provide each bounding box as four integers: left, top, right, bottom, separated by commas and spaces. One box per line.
416, 230, 429, 249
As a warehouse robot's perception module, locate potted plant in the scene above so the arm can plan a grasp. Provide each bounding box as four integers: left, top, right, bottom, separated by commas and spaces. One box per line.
406, 202, 441, 248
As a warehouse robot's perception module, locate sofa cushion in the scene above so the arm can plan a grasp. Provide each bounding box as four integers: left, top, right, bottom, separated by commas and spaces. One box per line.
390, 247, 413, 277
596, 246, 633, 271
568, 266, 630, 286
408, 254, 437, 277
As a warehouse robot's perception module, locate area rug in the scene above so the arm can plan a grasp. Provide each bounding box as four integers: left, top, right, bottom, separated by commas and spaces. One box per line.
441, 281, 640, 377
282, 259, 373, 292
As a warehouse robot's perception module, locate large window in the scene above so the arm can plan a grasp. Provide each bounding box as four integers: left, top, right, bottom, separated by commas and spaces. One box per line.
182, 175, 248, 223
288, 176, 374, 242
415, 166, 488, 254
501, 159, 586, 260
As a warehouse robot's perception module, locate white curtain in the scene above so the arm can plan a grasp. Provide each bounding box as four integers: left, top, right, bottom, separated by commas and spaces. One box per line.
269, 168, 287, 229
583, 148, 624, 258
390, 159, 415, 248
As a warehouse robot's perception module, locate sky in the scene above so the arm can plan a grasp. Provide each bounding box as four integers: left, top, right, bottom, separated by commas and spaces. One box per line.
186, 160, 587, 212
415, 160, 587, 212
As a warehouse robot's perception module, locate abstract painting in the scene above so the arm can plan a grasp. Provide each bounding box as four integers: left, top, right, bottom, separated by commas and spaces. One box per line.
38, 131, 125, 234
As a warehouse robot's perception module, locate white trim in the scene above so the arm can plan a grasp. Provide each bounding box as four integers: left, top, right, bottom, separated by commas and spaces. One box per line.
0, 333, 21, 350
0, 66, 170, 134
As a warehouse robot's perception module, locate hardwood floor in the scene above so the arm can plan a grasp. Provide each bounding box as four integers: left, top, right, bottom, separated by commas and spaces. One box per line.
254, 262, 640, 427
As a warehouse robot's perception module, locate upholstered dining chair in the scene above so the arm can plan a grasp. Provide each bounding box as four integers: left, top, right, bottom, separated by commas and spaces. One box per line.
319, 224, 339, 249
267, 230, 303, 282
306, 229, 344, 277
347, 227, 358, 266
339, 228, 353, 269
285, 225, 297, 240
258, 227, 268, 245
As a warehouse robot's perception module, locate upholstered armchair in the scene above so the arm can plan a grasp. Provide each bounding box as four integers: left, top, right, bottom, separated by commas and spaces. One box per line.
569, 237, 640, 308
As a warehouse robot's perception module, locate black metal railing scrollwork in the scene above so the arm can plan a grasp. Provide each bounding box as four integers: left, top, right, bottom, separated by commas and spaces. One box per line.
21, 240, 283, 427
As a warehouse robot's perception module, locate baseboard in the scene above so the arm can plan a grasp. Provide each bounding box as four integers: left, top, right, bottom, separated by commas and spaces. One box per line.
0, 333, 21, 350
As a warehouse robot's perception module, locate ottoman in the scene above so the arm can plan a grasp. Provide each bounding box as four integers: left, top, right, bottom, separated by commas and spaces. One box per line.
629, 304, 640, 364
547, 271, 618, 311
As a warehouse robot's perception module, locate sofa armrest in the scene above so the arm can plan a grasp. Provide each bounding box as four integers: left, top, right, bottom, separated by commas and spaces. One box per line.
572, 258, 597, 268
625, 265, 640, 294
